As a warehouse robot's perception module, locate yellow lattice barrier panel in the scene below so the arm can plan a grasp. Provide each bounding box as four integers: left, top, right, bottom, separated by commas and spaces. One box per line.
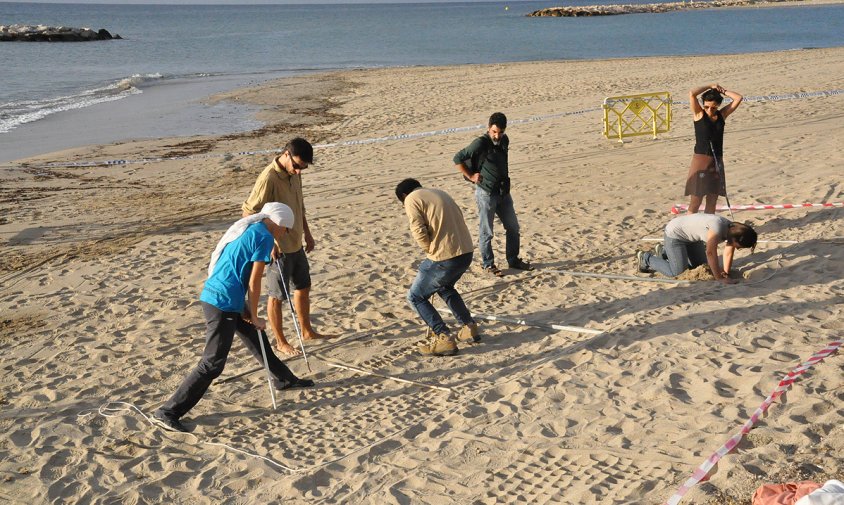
603, 92, 671, 142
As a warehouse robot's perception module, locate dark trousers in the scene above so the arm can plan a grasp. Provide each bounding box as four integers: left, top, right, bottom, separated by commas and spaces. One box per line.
160, 302, 299, 419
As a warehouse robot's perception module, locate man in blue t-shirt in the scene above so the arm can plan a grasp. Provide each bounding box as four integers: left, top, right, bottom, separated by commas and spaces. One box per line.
153, 203, 314, 433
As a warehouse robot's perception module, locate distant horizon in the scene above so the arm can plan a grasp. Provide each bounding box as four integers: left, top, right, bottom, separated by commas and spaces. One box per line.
3, 0, 538, 5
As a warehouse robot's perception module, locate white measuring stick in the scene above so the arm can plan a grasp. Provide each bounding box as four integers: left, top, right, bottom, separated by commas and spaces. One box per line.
277, 258, 311, 372
257, 330, 278, 410
471, 313, 603, 335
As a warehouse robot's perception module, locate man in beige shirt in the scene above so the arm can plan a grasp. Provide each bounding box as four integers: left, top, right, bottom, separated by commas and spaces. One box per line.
395, 178, 480, 356
242, 138, 330, 356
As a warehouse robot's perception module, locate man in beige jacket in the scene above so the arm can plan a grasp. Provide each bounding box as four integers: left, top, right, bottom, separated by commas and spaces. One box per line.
395, 178, 480, 356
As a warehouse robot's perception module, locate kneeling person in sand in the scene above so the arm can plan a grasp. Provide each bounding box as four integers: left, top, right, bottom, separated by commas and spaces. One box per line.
153, 203, 314, 433
395, 178, 480, 356
637, 213, 757, 284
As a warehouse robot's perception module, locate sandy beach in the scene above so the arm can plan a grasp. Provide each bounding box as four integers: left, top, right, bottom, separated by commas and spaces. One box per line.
1, 46, 842, 504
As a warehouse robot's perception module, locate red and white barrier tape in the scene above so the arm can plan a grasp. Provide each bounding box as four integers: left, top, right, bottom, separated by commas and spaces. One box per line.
671, 202, 843, 214
664, 340, 842, 505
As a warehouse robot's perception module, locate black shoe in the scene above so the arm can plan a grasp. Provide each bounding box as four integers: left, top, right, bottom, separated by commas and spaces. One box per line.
278, 378, 315, 390
509, 258, 534, 271
636, 251, 653, 273
151, 409, 189, 433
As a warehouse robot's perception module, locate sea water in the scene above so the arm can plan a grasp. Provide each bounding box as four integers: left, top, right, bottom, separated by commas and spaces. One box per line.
1, 1, 842, 162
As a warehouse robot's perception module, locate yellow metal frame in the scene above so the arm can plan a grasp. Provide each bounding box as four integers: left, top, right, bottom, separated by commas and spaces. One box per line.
603, 92, 671, 143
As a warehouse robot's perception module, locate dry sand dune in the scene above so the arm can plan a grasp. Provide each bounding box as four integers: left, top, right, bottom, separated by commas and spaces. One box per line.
1, 47, 842, 504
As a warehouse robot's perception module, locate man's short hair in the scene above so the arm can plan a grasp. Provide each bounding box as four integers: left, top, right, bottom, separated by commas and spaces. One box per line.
701, 89, 724, 105
395, 178, 422, 203
285, 137, 314, 164
489, 112, 507, 130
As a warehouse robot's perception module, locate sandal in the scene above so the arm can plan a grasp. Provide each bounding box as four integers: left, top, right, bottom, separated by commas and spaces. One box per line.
484, 264, 504, 277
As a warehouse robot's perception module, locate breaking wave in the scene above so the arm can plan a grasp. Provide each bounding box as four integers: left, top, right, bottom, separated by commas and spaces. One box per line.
0, 73, 164, 134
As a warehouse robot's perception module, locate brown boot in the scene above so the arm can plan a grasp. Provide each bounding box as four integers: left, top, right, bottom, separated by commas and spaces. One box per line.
456, 323, 480, 343
418, 333, 458, 356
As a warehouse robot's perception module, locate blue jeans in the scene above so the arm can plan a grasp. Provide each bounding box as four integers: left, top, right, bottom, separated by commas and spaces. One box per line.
475, 186, 521, 268
407, 252, 474, 336
644, 234, 707, 277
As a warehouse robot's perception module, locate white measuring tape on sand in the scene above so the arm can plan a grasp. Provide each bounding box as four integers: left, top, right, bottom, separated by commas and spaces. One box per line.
323, 359, 454, 394
22, 88, 843, 169
671, 88, 844, 107
25, 106, 601, 168
670, 202, 844, 214
664, 339, 842, 505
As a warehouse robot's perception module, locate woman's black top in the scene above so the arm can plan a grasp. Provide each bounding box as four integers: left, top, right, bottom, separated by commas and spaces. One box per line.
693, 110, 725, 158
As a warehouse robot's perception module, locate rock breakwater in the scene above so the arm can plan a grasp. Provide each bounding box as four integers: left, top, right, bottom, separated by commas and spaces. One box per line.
528, 0, 798, 17
0, 24, 122, 42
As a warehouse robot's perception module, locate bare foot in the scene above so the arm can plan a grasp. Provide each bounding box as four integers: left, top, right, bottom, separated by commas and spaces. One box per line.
302, 330, 335, 341
275, 342, 301, 356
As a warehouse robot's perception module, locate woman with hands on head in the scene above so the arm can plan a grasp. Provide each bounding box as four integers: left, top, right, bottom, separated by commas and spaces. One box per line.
685, 83, 743, 214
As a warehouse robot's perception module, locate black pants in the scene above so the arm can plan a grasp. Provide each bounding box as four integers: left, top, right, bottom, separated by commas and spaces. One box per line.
159, 302, 299, 419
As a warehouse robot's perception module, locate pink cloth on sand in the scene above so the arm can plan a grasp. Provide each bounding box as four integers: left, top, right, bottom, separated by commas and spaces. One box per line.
752, 481, 823, 505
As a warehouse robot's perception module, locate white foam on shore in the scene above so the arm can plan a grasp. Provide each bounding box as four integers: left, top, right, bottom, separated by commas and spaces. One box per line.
0, 73, 165, 134
0, 71, 294, 164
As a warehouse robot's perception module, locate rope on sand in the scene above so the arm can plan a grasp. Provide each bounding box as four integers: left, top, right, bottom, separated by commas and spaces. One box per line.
78, 401, 298, 472
323, 359, 454, 394
18, 88, 843, 169
543, 268, 691, 284
17, 105, 601, 168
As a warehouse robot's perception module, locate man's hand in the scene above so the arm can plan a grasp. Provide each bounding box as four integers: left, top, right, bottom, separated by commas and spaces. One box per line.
242, 307, 267, 328
271, 245, 280, 261
468, 173, 482, 184
304, 230, 315, 253
718, 271, 737, 284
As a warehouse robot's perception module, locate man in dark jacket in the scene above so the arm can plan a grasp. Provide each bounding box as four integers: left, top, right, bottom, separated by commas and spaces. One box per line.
454, 112, 532, 277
